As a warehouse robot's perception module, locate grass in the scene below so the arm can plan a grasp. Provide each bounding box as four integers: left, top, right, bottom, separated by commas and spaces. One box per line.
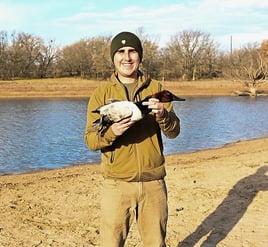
0, 77, 267, 98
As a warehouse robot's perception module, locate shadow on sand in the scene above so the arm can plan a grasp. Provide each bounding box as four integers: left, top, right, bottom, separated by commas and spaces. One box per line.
177, 165, 268, 247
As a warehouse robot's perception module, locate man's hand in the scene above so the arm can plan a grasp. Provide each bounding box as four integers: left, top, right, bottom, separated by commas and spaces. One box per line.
111, 116, 135, 136
142, 98, 165, 117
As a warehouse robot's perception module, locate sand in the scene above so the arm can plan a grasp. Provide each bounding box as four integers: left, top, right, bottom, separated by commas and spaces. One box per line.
0, 137, 268, 246
0, 78, 268, 246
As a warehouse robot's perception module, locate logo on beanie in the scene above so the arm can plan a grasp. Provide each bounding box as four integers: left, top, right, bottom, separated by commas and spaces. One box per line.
121, 39, 126, 45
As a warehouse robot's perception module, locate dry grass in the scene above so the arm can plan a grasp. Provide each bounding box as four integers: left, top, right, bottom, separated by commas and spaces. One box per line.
0, 77, 267, 98
0, 78, 104, 98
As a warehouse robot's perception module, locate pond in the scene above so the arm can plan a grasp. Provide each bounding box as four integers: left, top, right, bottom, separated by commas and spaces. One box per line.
0, 96, 268, 175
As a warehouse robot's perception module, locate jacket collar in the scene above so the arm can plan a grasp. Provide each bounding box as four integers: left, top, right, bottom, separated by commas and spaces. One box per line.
111, 70, 150, 88
109, 70, 152, 101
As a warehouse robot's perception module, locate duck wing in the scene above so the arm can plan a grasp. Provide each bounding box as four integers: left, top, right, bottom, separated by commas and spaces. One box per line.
90, 114, 114, 134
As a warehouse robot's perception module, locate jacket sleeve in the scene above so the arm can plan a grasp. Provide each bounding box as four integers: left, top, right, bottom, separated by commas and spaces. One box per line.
84, 89, 118, 151
155, 102, 181, 139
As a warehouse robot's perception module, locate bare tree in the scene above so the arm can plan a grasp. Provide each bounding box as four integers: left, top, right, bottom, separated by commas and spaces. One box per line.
36, 39, 58, 78
89, 36, 111, 80
59, 40, 90, 77
166, 30, 217, 81
225, 42, 268, 96
9, 32, 43, 78
140, 39, 161, 78
0, 31, 10, 79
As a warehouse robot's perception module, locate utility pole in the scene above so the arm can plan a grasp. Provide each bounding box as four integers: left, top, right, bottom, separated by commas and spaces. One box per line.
230, 35, 233, 56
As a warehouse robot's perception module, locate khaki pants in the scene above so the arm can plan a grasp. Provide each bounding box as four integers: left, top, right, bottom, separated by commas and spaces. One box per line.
100, 179, 168, 247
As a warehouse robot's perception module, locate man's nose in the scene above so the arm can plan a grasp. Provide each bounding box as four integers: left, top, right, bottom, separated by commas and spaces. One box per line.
123, 51, 131, 60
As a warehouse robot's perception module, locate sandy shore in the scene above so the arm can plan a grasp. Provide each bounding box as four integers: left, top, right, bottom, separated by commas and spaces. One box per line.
0, 137, 268, 246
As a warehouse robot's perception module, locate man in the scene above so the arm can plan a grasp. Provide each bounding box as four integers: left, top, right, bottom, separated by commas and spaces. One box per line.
84, 31, 181, 247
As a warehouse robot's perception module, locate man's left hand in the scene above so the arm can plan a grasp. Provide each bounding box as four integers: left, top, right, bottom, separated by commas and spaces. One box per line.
142, 98, 164, 117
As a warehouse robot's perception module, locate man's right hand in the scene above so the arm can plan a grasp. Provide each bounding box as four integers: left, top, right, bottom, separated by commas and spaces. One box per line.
111, 116, 135, 136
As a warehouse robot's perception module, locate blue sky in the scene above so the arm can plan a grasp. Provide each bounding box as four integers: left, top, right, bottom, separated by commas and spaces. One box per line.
0, 0, 267, 51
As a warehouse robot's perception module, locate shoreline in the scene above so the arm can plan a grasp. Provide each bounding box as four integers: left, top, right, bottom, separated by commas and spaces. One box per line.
1, 135, 268, 178
1, 136, 267, 177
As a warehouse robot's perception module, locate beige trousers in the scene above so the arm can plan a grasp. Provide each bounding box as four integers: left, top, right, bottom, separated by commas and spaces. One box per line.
100, 179, 168, 247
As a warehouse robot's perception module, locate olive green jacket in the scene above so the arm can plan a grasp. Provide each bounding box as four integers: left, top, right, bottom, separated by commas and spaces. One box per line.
84, 71, 180, 182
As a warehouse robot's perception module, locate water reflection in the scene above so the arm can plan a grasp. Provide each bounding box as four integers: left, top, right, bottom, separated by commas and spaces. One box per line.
0, 97, 268, 175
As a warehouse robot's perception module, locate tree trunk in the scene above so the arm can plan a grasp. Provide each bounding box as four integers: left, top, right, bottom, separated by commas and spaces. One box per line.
249, 87, 257, 97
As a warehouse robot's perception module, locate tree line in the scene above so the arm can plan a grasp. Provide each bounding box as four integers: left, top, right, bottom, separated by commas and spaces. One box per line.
0, 29, 267, 87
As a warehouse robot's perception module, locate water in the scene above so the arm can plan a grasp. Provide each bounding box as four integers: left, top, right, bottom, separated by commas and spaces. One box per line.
0, 98, 101, 175
166, 96, 268, 154
0, 96, 268, 175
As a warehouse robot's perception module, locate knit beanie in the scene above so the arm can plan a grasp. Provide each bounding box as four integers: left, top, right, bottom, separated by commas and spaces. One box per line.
110, 31, 143, 62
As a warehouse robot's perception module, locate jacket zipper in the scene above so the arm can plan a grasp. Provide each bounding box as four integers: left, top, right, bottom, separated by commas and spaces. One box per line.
110, 151, 115, 163
133, 88, 142, 180
110, 76, 150, 178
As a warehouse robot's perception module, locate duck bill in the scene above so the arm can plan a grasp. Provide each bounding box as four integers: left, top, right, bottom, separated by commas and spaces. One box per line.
173, 95, 186, 101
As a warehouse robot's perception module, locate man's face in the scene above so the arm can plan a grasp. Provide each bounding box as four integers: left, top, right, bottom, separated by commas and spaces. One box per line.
113, 46, 140, 79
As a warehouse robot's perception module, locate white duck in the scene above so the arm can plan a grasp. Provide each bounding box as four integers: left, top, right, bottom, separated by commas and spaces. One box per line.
91, 90, 185, 134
